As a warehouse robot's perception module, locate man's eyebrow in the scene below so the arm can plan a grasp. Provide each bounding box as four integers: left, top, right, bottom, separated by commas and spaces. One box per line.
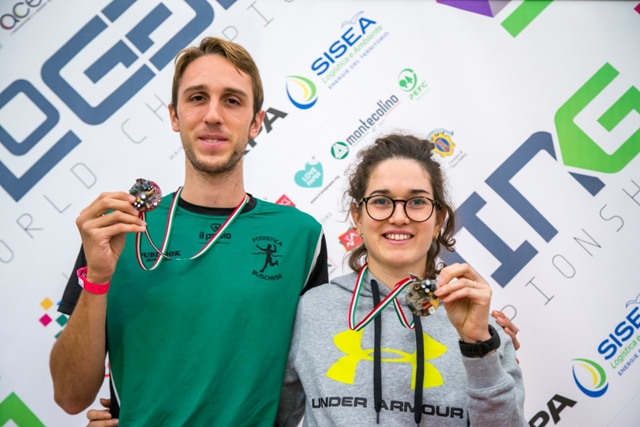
182, 84, 207, 94
181, 85, 249, 99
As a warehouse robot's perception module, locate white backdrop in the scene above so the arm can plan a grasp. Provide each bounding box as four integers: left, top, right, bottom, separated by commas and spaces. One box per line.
1, 1, 640, 426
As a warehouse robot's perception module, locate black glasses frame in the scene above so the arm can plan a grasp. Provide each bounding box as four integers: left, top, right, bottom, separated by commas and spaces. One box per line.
359, 195, 439, 223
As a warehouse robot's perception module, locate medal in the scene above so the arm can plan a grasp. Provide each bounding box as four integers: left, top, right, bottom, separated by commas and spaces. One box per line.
405, 274, 441, 316
129, 178, 162, 212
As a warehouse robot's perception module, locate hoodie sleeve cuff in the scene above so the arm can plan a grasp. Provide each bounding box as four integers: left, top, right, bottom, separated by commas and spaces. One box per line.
461, 351, 510, 391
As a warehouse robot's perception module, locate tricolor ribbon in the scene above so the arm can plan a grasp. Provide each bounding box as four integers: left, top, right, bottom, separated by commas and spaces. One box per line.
136, 187, 248, 271
348, 264, 418, 330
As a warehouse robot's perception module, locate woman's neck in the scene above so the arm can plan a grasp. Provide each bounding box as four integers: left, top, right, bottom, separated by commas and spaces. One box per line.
366, 260, 426, 290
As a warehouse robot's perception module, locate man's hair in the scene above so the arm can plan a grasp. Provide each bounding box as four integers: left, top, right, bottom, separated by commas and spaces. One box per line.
171, 37, 264, 117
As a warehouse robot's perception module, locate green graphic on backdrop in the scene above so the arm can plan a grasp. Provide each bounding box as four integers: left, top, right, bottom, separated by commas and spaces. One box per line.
501, 0, 553, 37
555, 63, 640, 173
0, 393, 45, 427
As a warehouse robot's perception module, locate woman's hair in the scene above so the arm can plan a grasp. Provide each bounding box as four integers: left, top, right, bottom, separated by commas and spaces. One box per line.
345, 133, 456, 278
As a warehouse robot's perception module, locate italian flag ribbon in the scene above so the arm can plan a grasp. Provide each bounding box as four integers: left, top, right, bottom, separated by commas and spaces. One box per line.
348, 264, 417, 330
136, 187, 248, 271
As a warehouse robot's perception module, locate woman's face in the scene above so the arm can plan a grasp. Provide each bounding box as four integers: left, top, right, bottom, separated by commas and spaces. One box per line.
351, 158, 443, 278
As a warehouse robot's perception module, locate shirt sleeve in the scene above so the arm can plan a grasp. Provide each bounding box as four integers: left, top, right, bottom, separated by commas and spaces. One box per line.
462, 320, 527, 427
301, 233, 328, 296
58, 245, 87, 315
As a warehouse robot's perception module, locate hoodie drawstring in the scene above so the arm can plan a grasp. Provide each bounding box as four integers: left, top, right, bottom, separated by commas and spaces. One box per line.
371, 280, 425, 426
413, 313, 424, 425
371, 280, 383, 424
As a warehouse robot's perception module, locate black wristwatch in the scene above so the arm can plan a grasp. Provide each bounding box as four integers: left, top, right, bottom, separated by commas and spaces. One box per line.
458, 324, 501, 358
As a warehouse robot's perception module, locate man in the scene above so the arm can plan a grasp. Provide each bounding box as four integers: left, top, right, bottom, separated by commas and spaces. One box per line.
50, 37, 328, 426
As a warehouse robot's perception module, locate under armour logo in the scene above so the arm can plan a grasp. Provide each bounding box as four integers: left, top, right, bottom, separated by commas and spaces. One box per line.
327, 329, 446, 390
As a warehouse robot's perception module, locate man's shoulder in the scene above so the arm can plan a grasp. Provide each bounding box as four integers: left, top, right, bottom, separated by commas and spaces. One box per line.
253, 198, 322, 228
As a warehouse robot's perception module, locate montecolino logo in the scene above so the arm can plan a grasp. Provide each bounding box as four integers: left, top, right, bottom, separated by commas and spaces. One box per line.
285, 75, 318, 109
571, 358, 608, 398
252, 236, 283, 280
345, 95, 399, 146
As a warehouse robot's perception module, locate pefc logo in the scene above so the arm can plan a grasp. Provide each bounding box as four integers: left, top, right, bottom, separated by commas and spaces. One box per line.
327, 329, 446, 390
398, 68, 417, 92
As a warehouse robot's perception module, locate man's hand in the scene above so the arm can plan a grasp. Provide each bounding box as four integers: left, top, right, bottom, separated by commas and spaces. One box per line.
86, 398, 118, 427
76, 192, 146, 283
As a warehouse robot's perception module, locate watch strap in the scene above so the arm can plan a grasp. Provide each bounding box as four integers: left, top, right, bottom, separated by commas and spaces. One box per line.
458, 324, 501, 358
77, 267, 110, 294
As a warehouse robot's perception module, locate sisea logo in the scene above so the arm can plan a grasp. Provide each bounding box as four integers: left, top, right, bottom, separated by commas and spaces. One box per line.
597, 306, 640, 361
428, 129, 455, 158
311, 11, 377, 76
437, 0, 552, 38
330, 141, 349, 160
285, 75, 318, 109
571, 358, 608, 397
294, 161, 323, 188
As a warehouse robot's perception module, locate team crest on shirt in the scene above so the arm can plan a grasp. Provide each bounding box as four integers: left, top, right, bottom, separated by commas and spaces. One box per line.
251, 236, 283, 280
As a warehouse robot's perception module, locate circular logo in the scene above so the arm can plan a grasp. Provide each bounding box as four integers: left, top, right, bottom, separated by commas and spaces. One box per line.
286, 75, 318, 110
571, 358, 608, 397
398, 68, 417, 92
331, 142, 349, 160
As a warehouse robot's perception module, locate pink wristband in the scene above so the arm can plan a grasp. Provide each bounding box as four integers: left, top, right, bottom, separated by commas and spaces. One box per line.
77, 267, 110, 294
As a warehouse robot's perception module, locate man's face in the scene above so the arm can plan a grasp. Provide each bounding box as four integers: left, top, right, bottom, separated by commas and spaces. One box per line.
169, 54, 264, 176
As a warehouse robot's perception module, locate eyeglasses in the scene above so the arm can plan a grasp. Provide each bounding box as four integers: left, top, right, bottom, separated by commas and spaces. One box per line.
359, 195, 438, 222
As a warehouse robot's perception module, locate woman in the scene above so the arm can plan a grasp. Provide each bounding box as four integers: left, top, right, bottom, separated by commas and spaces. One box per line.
275, 134, 525, 426
86, 134, 524, 427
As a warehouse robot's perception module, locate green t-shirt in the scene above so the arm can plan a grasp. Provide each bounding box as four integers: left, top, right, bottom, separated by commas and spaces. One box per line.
107, 196, 325, 426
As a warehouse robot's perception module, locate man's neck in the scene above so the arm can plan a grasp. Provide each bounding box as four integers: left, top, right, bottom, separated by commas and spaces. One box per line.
180, 163, 246, 208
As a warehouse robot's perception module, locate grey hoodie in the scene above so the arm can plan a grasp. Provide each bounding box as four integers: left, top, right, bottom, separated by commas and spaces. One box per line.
276, 271, 526, 427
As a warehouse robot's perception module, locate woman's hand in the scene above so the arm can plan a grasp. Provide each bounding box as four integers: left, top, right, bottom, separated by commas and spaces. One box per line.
434, 263, 492, 343
86, 398, 117, 426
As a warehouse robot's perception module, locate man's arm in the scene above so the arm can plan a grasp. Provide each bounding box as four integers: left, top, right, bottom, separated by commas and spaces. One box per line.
50, 192, 145, 414
50, 287, 108, 413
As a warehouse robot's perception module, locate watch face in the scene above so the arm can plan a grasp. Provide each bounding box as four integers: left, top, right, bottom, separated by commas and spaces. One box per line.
405, 276, 441, 316
129, 179, 162, 212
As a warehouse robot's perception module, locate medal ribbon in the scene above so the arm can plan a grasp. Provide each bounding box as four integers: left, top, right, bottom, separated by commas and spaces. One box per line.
348, 264, 417, 330
136, 187, 248, 271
